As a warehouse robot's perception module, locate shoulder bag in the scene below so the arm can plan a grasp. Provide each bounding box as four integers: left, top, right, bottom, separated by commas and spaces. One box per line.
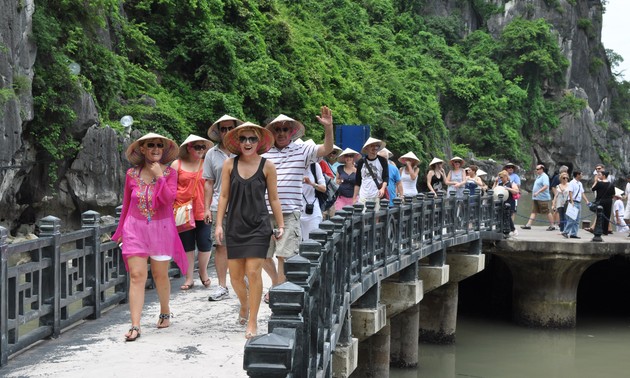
174, 160, 202, 233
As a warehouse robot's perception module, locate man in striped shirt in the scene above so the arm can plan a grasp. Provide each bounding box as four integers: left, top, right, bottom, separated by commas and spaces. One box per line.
262, 106, 334, 289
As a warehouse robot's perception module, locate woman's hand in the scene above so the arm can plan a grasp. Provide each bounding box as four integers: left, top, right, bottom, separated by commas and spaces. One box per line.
215, 225, 224, 246
204, 209, 212, 224
147, 162, 163, 179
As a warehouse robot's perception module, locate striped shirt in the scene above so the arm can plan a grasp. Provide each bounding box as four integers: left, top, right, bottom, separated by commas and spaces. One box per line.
263, 142, 320, 212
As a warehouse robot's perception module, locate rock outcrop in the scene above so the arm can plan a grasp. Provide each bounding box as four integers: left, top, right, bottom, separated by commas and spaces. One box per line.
0, 0, 628, 230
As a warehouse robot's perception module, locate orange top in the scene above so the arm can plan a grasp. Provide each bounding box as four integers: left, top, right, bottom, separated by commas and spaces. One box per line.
175, 161, 206, 220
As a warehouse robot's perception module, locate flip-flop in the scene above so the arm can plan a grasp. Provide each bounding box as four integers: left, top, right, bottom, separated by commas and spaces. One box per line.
199, 275, 211, 288
180, 282, 194, 290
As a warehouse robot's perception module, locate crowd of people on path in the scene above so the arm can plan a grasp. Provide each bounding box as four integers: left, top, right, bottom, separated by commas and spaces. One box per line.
112, 108, 630, 342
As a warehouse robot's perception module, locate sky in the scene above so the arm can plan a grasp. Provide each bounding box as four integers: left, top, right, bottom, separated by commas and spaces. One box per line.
601, 0, 629, 80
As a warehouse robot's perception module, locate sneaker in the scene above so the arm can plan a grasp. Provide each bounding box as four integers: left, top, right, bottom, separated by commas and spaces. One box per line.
546, 226, 556, 231
521, 225, 531, 230
208, 286, 229, 301
570, 235, 581, 239
510, 230, 518, 237
562, 233, 568, 239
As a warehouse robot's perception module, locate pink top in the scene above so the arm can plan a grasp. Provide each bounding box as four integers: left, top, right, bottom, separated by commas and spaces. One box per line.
112, 166, 187, 273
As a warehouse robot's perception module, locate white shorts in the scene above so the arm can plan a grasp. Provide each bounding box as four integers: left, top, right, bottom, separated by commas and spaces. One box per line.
150, 255, 171, 261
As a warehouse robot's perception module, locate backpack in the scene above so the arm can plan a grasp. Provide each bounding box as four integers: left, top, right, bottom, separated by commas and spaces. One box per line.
310, 163, 339, 211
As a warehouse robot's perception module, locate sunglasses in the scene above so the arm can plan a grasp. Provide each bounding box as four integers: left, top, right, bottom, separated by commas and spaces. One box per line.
145, 142, 164, 149
190, 144, 207, 151
220, 126, 235, 133
238, 136, 259, 144
274, 127, 290, 133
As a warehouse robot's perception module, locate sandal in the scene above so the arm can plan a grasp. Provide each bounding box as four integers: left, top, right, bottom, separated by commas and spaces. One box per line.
180, 282, 194, 290
584, 227, 594, 233
237, 307, 248, 326
200, 275, 211, 288
157, 313, 172, 329
263, 290, 270, 304
125, 326, 141, 342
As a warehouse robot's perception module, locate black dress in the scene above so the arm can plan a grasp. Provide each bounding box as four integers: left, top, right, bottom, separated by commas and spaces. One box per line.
226, 156, 273, 259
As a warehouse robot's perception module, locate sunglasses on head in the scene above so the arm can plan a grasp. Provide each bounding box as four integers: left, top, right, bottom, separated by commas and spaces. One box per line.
238, 136, 259, 144
274, 127, 290, 133
190, 144, 207, 151
145, 142, 164, 149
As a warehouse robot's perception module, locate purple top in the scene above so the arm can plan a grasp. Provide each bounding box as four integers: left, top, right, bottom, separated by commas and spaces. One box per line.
112, 166, 187, 273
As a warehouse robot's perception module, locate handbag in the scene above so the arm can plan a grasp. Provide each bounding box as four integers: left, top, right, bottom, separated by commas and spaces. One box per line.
310, 164, 339, 211
173, 160, 202, 233
365, 159, 389, 200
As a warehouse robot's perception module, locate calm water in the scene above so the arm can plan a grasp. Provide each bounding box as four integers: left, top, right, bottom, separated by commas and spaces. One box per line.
391, 315, 630, 378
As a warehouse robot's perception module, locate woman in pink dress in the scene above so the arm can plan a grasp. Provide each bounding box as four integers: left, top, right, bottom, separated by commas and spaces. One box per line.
112, 132, 187, 342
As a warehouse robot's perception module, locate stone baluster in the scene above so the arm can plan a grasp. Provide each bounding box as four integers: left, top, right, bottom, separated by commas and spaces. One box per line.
39, 216, 62, 338
82, 210, 102, 319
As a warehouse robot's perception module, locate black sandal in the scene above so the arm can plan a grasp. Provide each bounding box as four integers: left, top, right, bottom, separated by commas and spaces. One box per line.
125, 326, 141, 342
157, 313, 172, 329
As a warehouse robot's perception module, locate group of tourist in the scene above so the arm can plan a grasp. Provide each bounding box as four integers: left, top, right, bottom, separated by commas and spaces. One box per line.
518, 163, 630, 240
111, 111, 630, 343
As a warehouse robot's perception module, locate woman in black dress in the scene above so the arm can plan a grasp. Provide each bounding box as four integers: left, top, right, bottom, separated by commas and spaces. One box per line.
215, 122, 284, 339
591, 170, 615, 235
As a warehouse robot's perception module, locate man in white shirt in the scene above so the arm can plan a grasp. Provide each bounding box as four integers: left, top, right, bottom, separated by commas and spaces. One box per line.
564, 171, 590, 239
262, 107, 334, 290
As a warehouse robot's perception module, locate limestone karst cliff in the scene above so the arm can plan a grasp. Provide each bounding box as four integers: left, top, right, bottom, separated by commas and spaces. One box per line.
0, 0, 628, 231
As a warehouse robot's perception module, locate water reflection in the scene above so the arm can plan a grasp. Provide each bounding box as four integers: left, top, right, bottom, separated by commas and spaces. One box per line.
391, 316, 630, 377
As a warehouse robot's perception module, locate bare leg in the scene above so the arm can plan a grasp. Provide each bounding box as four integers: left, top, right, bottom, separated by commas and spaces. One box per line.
245, 258, 264, 338
150, 259, 171, 327
181, 251, 195, 289
229, 258, 248, 322
277, 256, 286, 285
547, 212, 555, 227
198, 251, 211, 286
214, 245, 229, 288
126, 256, 148, 337
525, 212, 536, 227
262, 258, 278, 287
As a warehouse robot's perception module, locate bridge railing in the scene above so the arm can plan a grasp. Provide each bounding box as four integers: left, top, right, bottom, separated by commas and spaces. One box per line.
244, 190, 509, 377
0, 210, 128, 366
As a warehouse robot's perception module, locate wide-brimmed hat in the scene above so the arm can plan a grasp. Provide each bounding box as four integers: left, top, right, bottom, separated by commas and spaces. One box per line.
503, 162, 518, 171
332, 144, 342, 154
178, 134, 214, 158
614, 187, 624, 197
125, 132, 179, 166
338, 148, 360, 162
361, 137, 385, 153
265, 114, 305, 141
477, 169, 487, 177
449, 156, 465, 167
377, 148, 393, 160
399, 151, 420, 165
429, 157, 444, 167
223, 122, 275, 155
207, 115, 244, 142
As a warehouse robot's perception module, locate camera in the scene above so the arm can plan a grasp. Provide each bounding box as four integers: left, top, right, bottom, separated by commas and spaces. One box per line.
305, 203, 314, 214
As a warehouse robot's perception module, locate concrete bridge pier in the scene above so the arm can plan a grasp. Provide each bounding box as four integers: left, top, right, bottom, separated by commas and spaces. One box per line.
418, 249, 486, 344
351, 322, 391, 378
390, 304, 420, 367
498, 253, 606, 327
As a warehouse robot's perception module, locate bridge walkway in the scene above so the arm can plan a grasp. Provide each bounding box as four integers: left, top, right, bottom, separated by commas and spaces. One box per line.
1, 265, 262, 378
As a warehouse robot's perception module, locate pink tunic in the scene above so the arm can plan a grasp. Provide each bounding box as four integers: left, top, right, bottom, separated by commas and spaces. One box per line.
112, 166, 187, 273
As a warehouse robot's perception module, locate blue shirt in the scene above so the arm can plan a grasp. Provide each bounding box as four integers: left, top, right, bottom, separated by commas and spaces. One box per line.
387, 163, 401, 206
532, 173, 551, 200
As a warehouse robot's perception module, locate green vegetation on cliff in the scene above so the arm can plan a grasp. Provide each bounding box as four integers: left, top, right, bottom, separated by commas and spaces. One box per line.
31, 0, 583, 172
